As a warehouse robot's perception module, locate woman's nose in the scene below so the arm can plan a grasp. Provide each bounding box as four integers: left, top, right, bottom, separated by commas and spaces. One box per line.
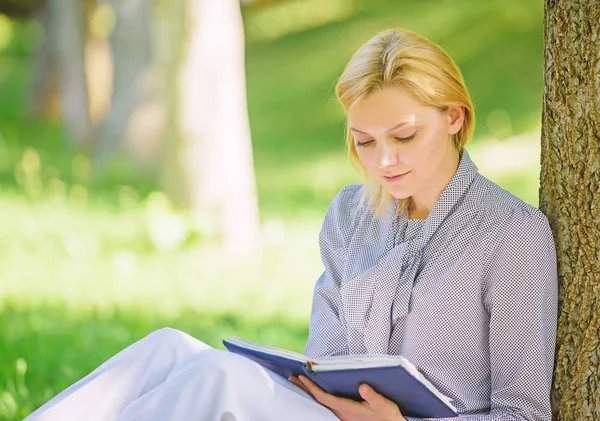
376, 141, 398, 169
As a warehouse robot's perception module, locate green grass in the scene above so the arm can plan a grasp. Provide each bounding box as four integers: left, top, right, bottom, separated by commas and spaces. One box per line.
0, 194, 322, 419
0, 0, 545, 419
0, 303, 309, 419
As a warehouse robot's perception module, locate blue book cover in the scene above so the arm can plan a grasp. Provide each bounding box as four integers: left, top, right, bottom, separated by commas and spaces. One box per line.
223, 337, 458, 419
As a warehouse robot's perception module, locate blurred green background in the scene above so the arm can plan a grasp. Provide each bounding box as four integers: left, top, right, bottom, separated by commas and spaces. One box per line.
0, 0, 543, 418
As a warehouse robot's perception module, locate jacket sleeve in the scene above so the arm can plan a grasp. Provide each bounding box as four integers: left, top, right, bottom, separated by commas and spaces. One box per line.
304, 184, 363, 358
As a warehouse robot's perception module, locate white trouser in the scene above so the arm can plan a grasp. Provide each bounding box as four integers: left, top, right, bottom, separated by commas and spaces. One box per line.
23, 328, 339, 421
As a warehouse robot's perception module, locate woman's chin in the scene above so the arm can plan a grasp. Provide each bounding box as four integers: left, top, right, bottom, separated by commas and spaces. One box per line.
384, 187, 411, 200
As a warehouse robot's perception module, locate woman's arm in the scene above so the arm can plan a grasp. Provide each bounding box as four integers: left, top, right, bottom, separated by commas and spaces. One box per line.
304, 270, 350, 357
406, 210, 559, 421
304, 184, 363, 357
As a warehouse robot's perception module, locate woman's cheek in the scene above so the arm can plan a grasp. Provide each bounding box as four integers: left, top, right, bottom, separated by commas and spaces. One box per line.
358, 150, 376, 175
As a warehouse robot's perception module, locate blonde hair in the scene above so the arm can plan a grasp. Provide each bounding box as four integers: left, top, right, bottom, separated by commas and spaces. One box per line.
335, 28, 475, 217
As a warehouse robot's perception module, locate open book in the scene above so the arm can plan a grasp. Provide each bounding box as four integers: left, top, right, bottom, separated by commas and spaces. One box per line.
223, 336, 458, 419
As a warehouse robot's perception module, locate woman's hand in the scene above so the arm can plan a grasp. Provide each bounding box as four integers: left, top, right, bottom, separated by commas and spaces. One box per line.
289, 375, 407, 421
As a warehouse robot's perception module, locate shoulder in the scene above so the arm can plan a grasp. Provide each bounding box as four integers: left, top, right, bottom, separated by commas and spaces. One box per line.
474, 175, 552, 236
472, 176, 556, 266
327, 184, 364, 219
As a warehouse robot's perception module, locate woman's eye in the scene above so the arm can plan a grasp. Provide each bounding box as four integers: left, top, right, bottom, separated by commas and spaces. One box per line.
395, 133, 416, 142
355, 139, 374, 147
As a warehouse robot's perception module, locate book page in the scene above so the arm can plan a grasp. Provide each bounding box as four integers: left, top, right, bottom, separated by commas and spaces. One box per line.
224, 336, 308, 363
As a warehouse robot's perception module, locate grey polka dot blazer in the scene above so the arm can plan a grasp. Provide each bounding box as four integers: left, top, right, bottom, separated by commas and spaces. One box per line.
305, 150, 558, 420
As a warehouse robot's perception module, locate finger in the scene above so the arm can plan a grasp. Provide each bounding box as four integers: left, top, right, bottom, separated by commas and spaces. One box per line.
298, 375, 358, 412
358, 383, 395, 412
298, 375, 337, 406
288, 376, 311, 395
297, 375, 326, 398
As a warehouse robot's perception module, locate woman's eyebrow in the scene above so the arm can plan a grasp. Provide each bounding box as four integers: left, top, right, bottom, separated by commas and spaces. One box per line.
349, 120, 412, 136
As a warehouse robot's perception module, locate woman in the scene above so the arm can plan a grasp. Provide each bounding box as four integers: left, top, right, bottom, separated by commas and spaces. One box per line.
24, 28, 557, 421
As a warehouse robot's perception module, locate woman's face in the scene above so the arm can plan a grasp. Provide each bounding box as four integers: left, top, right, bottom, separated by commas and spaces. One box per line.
347, 85, 464, 204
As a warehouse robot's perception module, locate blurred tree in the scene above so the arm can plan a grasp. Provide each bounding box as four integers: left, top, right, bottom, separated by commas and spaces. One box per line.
20, 0, 261, 256
26, 0, 91, 147
92, 0, 158, 169
160, 0, 261, 257
540, 1, 599, 420
47, 0, 91, 146
0, 0, 43, 18
27, 3, 54, 118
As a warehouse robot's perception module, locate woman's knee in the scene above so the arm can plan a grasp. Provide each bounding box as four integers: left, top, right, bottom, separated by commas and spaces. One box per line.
145, 327, 211, 353
147, 327, 185, 341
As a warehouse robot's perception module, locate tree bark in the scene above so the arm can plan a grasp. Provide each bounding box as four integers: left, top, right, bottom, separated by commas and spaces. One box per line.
162, 0, 261, 257
540, 1, 600, 420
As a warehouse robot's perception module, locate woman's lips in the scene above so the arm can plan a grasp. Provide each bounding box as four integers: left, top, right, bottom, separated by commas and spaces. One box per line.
383, 171, 410, 183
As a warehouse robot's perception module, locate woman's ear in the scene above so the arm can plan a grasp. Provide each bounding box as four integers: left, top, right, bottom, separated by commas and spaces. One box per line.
447, 106, 465, 135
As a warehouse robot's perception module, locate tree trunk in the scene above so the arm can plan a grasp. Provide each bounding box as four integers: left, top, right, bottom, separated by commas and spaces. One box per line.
27, 5, 57, 119
0, 0, 43, 19
46, 0, 91, 146
92, 0, 160, 170
540, 1, 600, 420
162, 0, 261, 257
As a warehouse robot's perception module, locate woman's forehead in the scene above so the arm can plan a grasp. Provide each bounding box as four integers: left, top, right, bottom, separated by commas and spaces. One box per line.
347, 86, 431, 133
